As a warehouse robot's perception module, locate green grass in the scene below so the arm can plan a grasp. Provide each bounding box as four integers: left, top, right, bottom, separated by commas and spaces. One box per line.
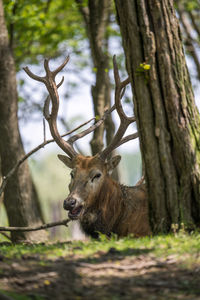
0, 232, 200, 265
0, 233, 199, 300
0, 290, 45, 300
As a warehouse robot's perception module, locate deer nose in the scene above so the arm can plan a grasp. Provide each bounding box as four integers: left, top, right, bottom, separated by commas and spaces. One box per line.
63, 197, 76, 210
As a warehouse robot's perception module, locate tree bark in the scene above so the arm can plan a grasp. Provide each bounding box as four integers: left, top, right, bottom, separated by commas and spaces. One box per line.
0, 0, 46, 242
115, 0, 200, 232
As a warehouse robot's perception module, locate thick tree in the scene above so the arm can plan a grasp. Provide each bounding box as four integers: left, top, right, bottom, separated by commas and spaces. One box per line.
0, 0, 46, 242
115, 0, 200, 232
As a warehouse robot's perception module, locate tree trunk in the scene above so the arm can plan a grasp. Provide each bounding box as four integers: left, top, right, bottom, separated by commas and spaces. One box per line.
76, 0, 115, 154
76, 0, 119, 180
115, 0, 200, 232
0, 0, 46, 242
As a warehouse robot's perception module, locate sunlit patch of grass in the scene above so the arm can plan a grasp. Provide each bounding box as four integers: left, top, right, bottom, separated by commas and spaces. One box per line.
0, 232, 200, 267
69, 231, 200, 259
1, 242, 70, 259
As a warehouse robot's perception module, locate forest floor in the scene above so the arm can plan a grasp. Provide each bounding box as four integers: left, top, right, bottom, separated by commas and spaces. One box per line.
0, 232, 200, 300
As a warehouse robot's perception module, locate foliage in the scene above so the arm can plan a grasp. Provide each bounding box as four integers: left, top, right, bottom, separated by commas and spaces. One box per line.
3, 0, 85, 68
136, 63, 151, 83
175, 0, 200, 11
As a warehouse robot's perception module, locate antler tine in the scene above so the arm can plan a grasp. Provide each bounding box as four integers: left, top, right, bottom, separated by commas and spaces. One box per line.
24, 55, 137, 161
23, 66, 46, 84
24, 56, 78, 159
57, 76, 65, 88
43, 56, 70, 80
113, 55, 135, 123
52, 56, 70, 78
43, 77, 64, 120
99, 55, 137, 161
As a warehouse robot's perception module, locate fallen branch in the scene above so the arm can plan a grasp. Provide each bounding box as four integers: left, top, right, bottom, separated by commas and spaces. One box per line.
0, 218, 70, 232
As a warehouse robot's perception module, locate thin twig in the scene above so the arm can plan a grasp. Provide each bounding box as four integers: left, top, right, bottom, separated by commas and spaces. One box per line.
0, 105, 114, 197
0, 232, 11, 241
59, 117, 85, 155
43, 118, 46, 143
68, 105, 115, 144
0, 118, 93, 197
0, 218, 70, 232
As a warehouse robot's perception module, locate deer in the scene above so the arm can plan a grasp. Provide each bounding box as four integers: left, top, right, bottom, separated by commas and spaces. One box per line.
24, 55, 151, 238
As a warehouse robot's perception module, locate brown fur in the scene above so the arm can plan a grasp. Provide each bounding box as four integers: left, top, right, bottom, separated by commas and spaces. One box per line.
80, 177, 151, 238
60, 155, 151, 238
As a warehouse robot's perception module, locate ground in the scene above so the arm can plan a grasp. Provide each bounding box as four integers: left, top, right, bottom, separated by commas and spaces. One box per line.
0, 233, 200, 299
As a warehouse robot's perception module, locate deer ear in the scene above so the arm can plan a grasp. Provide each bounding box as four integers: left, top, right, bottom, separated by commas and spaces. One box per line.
106, 155, 121, 173
57, 154, 74, 169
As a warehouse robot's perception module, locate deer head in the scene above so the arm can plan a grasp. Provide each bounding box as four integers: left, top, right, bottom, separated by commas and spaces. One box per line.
24, 55, 138, 221
58, 154, 121, 219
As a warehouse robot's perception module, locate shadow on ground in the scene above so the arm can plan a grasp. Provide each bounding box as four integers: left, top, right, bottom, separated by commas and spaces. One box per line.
0, 245, 199, 300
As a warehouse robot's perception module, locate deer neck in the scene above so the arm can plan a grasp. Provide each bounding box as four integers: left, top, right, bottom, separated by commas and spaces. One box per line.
93, 176, 124, 228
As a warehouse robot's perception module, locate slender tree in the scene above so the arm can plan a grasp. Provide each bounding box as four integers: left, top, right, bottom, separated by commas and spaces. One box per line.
76, 0, 115, 154
0, 0, 46, 242
115, 0, 200, 232
175, 0, 200, 81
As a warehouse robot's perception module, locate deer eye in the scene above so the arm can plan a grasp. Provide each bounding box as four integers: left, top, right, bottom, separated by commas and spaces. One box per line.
91, 173, 102, 182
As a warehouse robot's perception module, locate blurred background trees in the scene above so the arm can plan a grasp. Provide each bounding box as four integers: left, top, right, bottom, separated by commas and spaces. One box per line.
175, 0, 200, 81
0, 0, 199, 241
0, 0, 47, 242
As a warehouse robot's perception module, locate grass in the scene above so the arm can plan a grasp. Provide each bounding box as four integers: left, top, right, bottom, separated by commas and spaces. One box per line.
0, 291, 45, 300
0, 231, 200, 265
0, 232, 199, 300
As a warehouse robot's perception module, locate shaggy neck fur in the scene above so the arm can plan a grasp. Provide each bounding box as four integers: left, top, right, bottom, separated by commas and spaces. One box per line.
92, 176, 124, 232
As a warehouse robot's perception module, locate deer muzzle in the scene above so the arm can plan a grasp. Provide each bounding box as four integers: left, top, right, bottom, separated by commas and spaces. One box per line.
63, 196, 83, 220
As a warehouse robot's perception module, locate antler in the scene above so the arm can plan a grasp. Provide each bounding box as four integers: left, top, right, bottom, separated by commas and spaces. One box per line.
24, 56, 78, 159
24, 55, 137, 160
99, 55, 137, 161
